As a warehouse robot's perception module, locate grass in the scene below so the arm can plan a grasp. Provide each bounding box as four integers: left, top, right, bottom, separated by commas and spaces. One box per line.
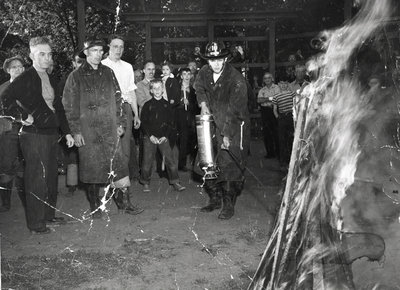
1, 250, 143, 290
235, 220, 267, 245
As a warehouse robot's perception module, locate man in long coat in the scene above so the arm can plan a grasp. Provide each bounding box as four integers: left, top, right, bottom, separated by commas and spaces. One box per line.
194, 41, 250, 219
63, 38, 142, 217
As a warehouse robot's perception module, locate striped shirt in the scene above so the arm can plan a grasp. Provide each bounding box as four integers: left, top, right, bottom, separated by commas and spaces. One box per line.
272, 91, 295, 114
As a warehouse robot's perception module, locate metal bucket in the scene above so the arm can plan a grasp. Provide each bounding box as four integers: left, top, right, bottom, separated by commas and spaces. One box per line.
196, 114, 219, 179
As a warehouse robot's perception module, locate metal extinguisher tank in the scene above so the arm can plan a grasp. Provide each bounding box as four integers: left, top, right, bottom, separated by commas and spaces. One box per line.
196, 114, 219, 179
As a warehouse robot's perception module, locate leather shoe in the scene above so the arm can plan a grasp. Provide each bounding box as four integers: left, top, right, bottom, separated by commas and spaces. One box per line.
30, 227, 51, 235
173, 183, 186, 192
124, 205, 144, 215
143, 184, 150, 192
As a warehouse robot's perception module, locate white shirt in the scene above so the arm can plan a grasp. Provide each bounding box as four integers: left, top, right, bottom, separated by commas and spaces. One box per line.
101, 58, 137, 104
257, 83, 280, 107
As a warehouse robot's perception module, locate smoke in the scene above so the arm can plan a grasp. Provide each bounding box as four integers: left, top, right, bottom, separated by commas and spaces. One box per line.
249, 0, 397, 289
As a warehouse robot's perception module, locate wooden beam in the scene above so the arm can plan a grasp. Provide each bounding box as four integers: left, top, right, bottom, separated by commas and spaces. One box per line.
150, 36, 269, 43
213, 20, 269, 26
77, 0, 85, 49
276, 31, 318, 40
269, 19, 276, 77
122, 10, 298, 22
152, 37, 208, 43
150, 21, 207, 27
145, 23, 152, 60
147, 20, 269, 27
217, 36, 268, 42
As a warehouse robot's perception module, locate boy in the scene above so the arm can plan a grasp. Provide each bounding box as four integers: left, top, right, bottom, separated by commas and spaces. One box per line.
140, 79, 186, 192
272, 80, 296, 170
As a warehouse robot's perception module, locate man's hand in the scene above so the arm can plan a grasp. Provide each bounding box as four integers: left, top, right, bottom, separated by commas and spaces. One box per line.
74, 133, 85, 147
158, 136, 167, 144
117, 126, 125, 137
65, 134, 74, 148
150, 135, 159, 144
133, 115, 141, 129
21, 114, 34, 126
221, 136, 230, 150
200, 102, 210, 115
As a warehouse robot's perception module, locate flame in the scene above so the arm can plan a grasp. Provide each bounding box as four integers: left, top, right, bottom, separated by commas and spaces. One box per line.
304, 0, 392, 230
249, 0, 394, 289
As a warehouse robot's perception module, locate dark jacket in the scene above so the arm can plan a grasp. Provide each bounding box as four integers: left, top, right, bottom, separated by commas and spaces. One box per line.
165, 77, 180, 108
177, 84, 199, 113
194, 62, 250, 140
194, 62, 250, 181
141, 97, 175, 140
62, 61, 127, 184
1, 67, 70, 135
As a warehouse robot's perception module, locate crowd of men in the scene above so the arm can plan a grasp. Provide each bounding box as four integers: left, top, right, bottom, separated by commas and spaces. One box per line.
0, 35, 254, 234
256, 65, 309, 171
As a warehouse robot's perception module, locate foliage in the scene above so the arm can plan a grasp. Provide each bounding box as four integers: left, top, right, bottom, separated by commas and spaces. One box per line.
0, 0, 346, 77
0, 0, 119, 75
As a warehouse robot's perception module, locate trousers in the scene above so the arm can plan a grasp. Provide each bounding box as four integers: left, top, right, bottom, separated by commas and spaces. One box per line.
20, 132, 58, 230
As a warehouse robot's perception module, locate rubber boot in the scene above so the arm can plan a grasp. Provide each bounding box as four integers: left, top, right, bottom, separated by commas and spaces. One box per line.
200, 180, 222, 212
218, 182, 236, 220
86, 184, 102, 219
218, 194, 235, 219
114, 188, 144, 215
0, 181, 12, 212
232, 180, 244, 206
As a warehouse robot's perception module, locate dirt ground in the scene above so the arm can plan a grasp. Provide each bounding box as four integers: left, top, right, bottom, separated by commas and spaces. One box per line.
1, 140, 399, 290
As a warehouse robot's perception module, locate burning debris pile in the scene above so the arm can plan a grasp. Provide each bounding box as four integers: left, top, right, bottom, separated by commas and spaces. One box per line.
248, 0, 398, 289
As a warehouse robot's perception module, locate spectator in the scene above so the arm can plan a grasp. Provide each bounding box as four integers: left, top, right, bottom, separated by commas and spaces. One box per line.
257, 72, 281, 159
272, 80, 296, 171
161, 61, 180, 105
136, 61, 155, 114
190, 43, 205, 70
2, 37, 74, 234
139, 79, 186, 192
176, 67, 199, 171
63, 37, 143, 217
0, 56, 26, 212
102, 35, 141, 187
187, 61, 198, 86
134, 68, 143, 84
161, 61, 181, 168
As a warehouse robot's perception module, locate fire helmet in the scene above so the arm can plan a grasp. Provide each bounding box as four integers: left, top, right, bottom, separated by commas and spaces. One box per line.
201, 41, 230, 60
